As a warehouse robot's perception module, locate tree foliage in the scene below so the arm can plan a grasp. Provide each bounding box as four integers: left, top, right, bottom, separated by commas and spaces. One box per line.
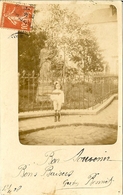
18, 30, 47, 73
18, 4, 104, 77
45, 4, 104, 76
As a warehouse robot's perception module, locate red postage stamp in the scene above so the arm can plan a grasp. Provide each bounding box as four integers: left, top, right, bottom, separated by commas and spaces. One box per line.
0, 2, 34, 31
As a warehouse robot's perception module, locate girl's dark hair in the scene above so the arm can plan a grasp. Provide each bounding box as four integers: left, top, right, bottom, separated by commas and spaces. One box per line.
54, 82, 62, 89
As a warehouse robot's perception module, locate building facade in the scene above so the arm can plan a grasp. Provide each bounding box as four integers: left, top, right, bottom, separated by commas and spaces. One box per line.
84, 5, 118, 75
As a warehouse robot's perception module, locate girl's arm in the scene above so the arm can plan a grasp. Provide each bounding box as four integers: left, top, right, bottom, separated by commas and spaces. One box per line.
50, 91, 57, 101
50, 93, 55, 101
61, 91, 64, 104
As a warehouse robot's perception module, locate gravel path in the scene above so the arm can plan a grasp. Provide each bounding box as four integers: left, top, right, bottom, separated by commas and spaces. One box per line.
19, 100, 118, 145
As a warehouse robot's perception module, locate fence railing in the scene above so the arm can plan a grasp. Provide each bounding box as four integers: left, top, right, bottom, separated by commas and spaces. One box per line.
19, 71, 118, 112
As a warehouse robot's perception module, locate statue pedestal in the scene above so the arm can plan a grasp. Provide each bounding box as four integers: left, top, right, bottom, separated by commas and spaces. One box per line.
36, 81, 53, 103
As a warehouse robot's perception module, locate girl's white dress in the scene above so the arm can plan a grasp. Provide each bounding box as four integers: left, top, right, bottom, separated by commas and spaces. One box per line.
50, 89, 64, 110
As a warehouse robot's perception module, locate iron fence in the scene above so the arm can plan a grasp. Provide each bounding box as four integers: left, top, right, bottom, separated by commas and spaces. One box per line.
19, 71, 118, 112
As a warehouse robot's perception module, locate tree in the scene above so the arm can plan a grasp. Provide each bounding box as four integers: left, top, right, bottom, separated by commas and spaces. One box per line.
41, 4, 104, 78
18, 29, 47, 73
18, 4, 105, 76
68, 37, 104, 73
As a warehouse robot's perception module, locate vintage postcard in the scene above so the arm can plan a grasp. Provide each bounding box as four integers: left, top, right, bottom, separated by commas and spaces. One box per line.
1, 1, 122, 195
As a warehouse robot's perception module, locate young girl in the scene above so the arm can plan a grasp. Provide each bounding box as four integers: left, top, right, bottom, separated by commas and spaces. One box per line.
50, 81, 64, 122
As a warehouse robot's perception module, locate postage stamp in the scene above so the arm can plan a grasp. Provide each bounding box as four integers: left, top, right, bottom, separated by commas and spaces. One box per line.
0, 2, 35, 31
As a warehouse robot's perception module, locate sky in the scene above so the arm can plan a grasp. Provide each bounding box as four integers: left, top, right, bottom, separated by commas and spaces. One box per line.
34, 3, 109, 26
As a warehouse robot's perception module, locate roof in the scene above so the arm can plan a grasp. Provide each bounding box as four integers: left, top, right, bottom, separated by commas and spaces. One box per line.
84, 8, 117, 24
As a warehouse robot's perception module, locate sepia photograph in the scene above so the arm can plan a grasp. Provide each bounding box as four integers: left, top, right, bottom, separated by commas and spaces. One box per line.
1, 1, 122, 195
18, 3, 119, 145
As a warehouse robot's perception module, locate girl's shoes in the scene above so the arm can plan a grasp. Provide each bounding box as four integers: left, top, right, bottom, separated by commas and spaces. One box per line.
54, 112, 61, 122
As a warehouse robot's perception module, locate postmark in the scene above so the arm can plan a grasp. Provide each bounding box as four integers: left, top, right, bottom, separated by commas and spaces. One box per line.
0, 2, 35, 31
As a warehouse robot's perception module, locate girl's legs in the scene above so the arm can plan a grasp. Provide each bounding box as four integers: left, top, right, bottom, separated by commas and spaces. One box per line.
57, 102, 62, 122
53, 101, 58, 122
53, 101, 62, 122
58, 111, 61, 121
54, 110, 57, 122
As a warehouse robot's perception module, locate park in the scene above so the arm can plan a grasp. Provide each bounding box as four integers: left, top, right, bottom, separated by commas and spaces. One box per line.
18, 4, 118, 145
